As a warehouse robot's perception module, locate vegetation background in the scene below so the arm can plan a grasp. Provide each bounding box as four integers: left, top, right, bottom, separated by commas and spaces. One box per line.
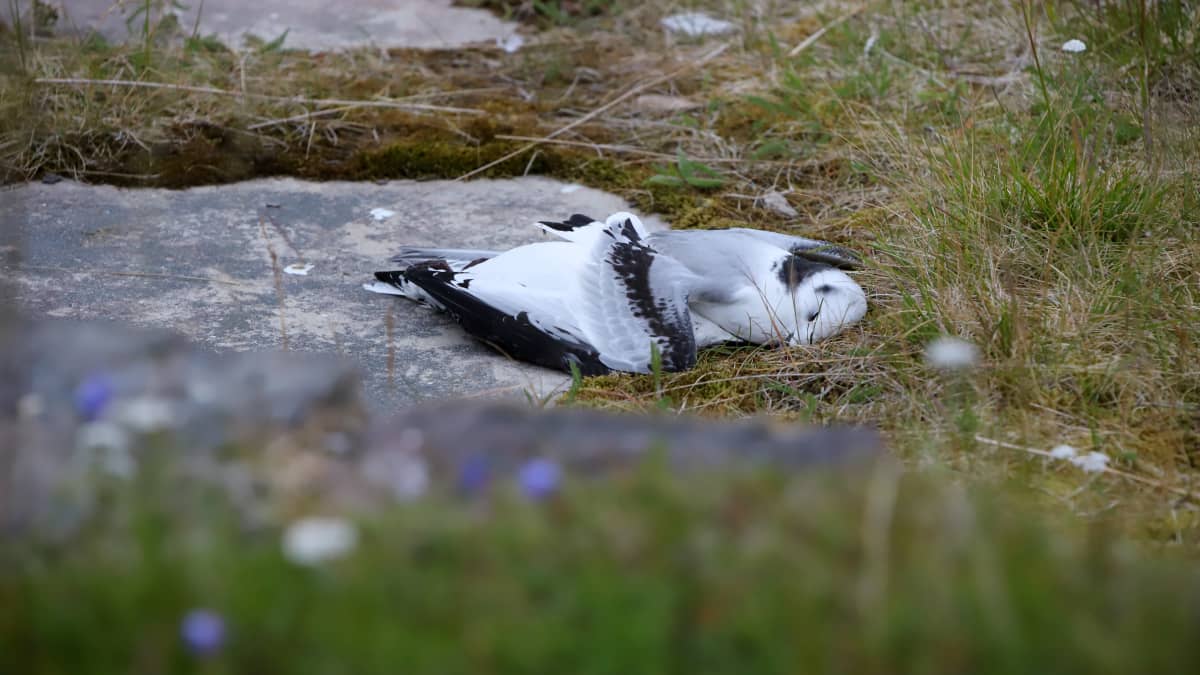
1, 1, 1198, 672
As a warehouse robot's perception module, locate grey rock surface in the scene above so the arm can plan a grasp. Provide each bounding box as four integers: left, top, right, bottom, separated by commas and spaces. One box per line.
2, 177, 668, 410
1, 318, 369, 535
373, 399, 884, 480
50, 0, 519, 52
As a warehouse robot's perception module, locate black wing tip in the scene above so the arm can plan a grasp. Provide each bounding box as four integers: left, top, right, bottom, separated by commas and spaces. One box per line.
374, 270, 407, 285
403, 267, 608, 375
658, 339, 698, 372
791, 245, 864, 270
620, 218, 642, 242
539, 213, 597, 231
388, 247, 433, 264
776, 254, 835, 289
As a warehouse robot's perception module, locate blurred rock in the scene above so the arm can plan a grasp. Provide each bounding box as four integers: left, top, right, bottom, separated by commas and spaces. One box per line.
367, 400, 883, 481
1, 320, 883, 537
0, 318, 366, 536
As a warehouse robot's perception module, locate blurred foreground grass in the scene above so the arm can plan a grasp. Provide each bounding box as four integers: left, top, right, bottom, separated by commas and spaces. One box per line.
4, 461, 1200, 675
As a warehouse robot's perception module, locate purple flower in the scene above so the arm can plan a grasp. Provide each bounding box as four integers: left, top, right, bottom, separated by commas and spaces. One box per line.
518, 457, 562, 501
73, 373, 114, 421
457, 455, 491, 495
180, 609, 226, 657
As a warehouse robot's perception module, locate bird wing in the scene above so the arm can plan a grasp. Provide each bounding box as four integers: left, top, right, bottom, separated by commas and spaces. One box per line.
644, 229, 812, 344
571, 218, 697, 373
536, 211, 652, 247
721, 227, 863, 269
536, 213, 600, 240
398, 250, 611, 375
388, 247, 500, 270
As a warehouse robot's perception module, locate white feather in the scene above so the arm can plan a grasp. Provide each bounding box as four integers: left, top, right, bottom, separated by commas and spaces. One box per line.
366, 212, 868, 373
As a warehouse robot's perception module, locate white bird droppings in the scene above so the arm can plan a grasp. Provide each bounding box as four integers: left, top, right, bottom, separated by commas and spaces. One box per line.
1049, 444, 1078, 460
496, 34, 524, 53
284, 263, 314, 276
282, 517, 359, 565
924, 336, 980, 370
1071, 451, 1110, 473
661, 12, 736, 37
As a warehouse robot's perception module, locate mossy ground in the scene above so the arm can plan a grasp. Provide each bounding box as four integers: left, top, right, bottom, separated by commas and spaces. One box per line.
3, 0, 1200, 668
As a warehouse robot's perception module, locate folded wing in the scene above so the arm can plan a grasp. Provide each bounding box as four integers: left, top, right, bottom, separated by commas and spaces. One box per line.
398, 256, 610, 375
572, 218, 697, 373
721, 227, 863, 269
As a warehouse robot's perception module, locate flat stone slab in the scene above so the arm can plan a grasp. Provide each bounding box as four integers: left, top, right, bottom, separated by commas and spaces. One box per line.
51, 0, 518, 52
2, 176, 664, 412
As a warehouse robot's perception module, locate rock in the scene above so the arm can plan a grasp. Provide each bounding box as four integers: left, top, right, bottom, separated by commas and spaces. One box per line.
661, 12, 737, 38
0, 317, 368, 536
366, 399, 883, 480
2, 176, 668, 410
633, 94, 702, 116
0, 318, 883, 536
761, 191, 799, 218
52, 0, 520, 52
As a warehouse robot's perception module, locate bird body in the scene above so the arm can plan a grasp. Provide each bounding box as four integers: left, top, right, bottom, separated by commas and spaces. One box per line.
365, 212, 867, 375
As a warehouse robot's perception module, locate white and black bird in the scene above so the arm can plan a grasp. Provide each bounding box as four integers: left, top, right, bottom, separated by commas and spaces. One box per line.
364, 212, 867, 375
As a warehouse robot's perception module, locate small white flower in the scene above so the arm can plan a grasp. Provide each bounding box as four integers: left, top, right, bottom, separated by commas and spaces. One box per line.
495, 34, 524, 54
1061, 39, 1087, 53
369, 208, 396, 221
1070, 451, 1109, 473
284, 263, 313, 276
924, 336, 980, 370
863, 31, 879, 57
114, 397, 177, 432
76, 422, 137, 478
661, 12, 736, 37
282, 517, 358, 565
18, 393, 44, 419
1049, 444, 1078, 460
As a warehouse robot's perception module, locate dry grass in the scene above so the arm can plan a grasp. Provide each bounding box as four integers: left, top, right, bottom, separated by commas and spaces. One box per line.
3, 0, 1199, 540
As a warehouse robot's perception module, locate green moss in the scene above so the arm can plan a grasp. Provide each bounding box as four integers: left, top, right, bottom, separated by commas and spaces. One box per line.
358, 139, 526, 179
577, 347, 772, 416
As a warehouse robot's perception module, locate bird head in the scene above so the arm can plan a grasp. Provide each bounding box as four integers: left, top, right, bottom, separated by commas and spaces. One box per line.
772, 255, 868, 346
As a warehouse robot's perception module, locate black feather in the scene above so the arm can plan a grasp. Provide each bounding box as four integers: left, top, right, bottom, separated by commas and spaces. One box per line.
401, 265, 610, 375
538, 213, 597, 232
789, 245, 862, 270
775, 255, 831, 290
606, 241, 696, 372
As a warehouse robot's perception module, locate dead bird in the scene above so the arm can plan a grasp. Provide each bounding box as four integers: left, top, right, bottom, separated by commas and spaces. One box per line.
364, 212, 867, 375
